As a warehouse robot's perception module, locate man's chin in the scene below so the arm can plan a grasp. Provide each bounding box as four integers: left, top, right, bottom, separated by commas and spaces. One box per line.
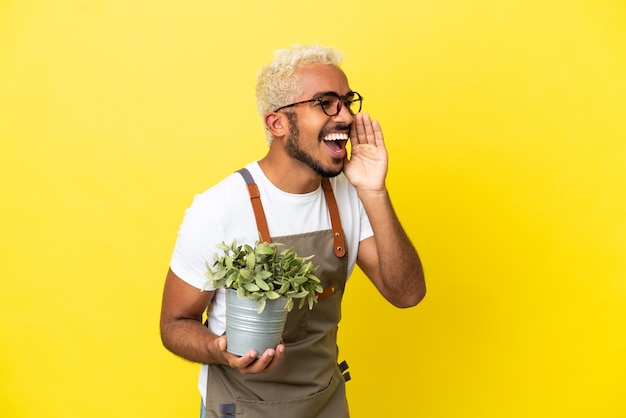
319, 161, 344, 178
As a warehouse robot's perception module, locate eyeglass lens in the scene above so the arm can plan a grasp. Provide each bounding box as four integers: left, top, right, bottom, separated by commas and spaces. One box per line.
320, 93, 362, 116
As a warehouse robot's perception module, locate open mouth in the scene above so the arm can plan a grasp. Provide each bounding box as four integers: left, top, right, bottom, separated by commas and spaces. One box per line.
323, 132, 349, 155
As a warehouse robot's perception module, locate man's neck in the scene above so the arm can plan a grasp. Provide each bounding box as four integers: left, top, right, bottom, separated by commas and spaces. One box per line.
258, 154, 321, 194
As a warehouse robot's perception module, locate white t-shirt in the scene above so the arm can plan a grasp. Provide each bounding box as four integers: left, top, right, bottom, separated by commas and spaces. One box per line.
169, 161, 373, 402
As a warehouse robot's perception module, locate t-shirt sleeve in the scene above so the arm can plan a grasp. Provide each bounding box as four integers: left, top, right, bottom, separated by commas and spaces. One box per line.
169, 193, 223, 290
358, 198, 374, 242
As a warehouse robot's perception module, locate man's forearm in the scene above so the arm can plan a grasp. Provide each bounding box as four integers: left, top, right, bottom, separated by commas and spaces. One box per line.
361, 189, 426, 307
161, 318, 222, 365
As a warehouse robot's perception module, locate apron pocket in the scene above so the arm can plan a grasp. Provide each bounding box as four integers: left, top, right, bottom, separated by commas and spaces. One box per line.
235, 370, 347, 418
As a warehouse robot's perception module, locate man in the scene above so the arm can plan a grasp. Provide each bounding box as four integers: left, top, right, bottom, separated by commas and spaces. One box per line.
160, 44, 426, 417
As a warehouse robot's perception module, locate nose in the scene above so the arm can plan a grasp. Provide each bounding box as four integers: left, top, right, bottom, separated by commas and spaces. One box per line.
332, 101, 355, 124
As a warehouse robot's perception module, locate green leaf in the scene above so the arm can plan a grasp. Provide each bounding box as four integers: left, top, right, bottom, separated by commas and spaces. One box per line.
255, 270, 273, 281
243, 282, 260, 292
225, 256, 233, 269
284, 297, 294, 312
216, 242, 230, 252
293, 276, 308, 285
215, 281, 227, 290
256, 298, 267, 314
225, 273, 236, 288
245, 252, 256, 270
255, 277, 270, 291
307, 274, 321, 282
265, 291, 280, 300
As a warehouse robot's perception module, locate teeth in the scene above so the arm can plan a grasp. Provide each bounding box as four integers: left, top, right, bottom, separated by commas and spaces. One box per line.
324, 133, 349, 141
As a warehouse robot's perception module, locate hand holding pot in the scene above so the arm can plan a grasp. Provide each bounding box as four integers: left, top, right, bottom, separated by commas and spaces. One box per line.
215, 335, 285, 375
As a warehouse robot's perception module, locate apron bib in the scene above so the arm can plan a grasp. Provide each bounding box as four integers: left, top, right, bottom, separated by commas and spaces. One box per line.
205, 170, 350, 418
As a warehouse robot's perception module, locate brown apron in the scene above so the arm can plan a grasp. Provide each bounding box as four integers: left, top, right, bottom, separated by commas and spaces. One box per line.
204, 169, 350, 417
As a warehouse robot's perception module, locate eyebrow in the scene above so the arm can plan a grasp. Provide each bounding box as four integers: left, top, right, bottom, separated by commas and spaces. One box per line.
310, 91, 336, 99
311, 90, 354, 99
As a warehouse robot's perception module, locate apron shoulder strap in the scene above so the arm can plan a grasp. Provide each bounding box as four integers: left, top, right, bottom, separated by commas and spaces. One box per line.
321, 178, 346, 257
236, 168, 345, 257
237, 168, 271, 243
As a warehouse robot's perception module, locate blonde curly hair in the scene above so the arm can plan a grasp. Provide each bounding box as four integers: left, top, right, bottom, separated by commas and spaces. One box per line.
256, 44, 344, 145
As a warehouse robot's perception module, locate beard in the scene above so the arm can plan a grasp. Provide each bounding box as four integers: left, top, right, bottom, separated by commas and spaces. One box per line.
284, 112, 345, 178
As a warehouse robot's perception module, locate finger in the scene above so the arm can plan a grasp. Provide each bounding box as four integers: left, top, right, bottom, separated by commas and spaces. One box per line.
372, 119, 385, 146
226, 349, 258, 371
361, 113, 376, 144
349, 115, 359, 144
353, 113, 366, 145
264, 344, 285, 373
243, 348, 276, 374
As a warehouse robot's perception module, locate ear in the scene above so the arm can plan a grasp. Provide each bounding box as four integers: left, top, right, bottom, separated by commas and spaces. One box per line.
264, 112, 288, 138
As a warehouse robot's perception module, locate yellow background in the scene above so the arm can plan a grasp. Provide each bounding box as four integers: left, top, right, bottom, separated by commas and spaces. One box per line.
1, 0, 625, 417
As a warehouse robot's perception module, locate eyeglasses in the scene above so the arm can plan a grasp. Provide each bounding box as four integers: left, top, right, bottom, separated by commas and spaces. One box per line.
274, 91, 363, 116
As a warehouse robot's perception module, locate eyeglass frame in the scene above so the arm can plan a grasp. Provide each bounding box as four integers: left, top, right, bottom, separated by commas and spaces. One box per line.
273, 91, 363, 116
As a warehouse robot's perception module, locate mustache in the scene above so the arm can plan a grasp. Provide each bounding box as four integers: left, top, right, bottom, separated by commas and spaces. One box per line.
319, 123, 351, 139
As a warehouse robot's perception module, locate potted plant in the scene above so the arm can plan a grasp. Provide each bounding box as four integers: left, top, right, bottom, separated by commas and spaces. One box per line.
203, 239, 322, 356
